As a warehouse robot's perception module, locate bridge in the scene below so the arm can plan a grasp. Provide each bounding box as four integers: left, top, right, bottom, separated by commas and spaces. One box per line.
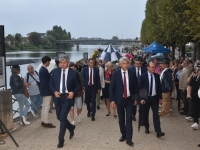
56, 39, 141, 48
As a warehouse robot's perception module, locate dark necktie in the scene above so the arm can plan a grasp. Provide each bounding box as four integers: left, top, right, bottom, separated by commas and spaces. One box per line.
149, 74, 153, 96
137, 69, 140, 79
89, 69, 92, 86
62, 70, 66, 93
123, 72, 127, 99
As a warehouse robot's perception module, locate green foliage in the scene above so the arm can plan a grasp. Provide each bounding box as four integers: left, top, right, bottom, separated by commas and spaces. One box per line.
15, 33, 22, 42
46, 25, 72, 49
15, 41, 20, 48
28, 32, 41, 47
141, 0, 193, 57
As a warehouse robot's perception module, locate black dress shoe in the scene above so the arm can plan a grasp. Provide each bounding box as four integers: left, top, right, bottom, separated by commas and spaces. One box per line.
91, 116, 95, 121
69, 125, 75, 139
157, 132, 165, 138
57, 141, 64, 148
197, 144, 200, 147
132, 116, 136, 121
97, 106, 100, 109
87, 112, 91, 117
126, 140, 134, 146
145, 128, 150, 134
119, 136, 126, 142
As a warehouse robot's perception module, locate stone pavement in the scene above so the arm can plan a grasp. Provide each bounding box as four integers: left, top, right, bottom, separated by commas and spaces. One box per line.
1, 100, 200, 150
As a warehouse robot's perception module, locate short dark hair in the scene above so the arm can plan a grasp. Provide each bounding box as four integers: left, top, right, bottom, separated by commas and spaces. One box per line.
11, 65, 20, 74
134, 57, 142, 62
69, 62, 76, 68
88, 58, 94, 62
147, 62, 155, 67
41, 56, 51, 64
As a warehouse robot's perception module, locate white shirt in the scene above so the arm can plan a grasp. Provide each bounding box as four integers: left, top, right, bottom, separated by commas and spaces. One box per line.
60, 68, 69, 93
121, 69, 130, 97
24, 71, 40, 95
148, 71, 156, 96
135, 67, 141, 78
88, 67, 94, 85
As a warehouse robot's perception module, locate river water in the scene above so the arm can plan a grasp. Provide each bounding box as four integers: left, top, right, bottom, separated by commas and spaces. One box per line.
5, 45, 124, 118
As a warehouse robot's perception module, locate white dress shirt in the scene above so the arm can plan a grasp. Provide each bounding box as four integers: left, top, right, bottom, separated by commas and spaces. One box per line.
121, 69, 130, 97
60, 68, 69, 93
88, 67, 94, 85
148, 71, 156, 96
135, 67, 141, 77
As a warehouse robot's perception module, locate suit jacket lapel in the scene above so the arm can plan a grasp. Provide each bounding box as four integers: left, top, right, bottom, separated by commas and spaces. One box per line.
119, 70, 123, 87
67, 68, 71, 87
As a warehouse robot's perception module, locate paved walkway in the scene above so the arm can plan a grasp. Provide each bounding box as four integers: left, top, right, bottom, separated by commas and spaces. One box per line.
1, 100, 200, 150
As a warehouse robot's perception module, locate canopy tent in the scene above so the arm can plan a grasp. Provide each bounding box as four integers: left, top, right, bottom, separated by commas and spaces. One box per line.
142, 41, 170, 53
99, 44, 122, 62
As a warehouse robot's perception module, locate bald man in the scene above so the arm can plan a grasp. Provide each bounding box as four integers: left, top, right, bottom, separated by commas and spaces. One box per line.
24, 65, 43, 117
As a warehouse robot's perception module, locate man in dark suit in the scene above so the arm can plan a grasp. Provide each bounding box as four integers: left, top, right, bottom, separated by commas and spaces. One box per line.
39, 56, 56, 128
130, 57, 147, 121
82, 58, 101, 121
139, 62, 165, 138
49, 55, 81, 148
110, 57, 138, 147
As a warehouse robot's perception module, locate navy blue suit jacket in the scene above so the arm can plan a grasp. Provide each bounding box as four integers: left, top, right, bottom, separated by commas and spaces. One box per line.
109, 69, 139, 104
39, 66, 52, 96
82, 67, 101, 91
138, 72, 162, 102
49, 67, 81, 105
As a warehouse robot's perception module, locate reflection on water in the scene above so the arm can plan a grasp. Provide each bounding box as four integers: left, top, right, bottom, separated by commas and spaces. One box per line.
5, 45, 123, 118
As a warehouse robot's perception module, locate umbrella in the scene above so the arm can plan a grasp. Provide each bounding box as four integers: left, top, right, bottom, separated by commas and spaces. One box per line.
138, 88, 148, 132
6, 59, 35, 66
99, 44, 122, 62
125, 54, 134, 59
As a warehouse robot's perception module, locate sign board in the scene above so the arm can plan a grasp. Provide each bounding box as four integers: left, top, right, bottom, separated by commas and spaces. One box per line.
83, 53, 88, 61
0, 26, 6, 88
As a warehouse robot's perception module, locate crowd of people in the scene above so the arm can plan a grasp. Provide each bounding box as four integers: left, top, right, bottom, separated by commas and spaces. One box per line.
9, 53, 200, 148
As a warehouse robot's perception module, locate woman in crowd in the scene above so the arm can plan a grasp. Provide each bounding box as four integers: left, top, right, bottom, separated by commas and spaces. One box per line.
69, 62, 84, 124
153, 58, 161, 74
174, 63, 183, 111
187, 69, 200, 130
103, 62, 117, 118
10, 65, 31, 125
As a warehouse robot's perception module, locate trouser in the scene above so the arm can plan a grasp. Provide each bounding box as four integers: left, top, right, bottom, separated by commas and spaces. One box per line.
143, 96, 161, 132
57, 94, 74, 142
175, 84, 180, 110
29, 94, 43, 113
96, 93, 100, 107
41, 96, 51, 123
182, 90, 189, 113
187, 100, 193, 117
85, 86, 96, 116
160, 92, 171, 115
14, 94, 30, 117
133, 104, 137, 116
191, 100, 200, 124
117, 97, 133, 140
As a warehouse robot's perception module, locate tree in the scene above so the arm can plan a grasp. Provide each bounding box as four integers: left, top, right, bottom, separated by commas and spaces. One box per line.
112, 36, 119, 40
28, 32, 41, 47
15, 33, 22, 43
46, 25, 72, 48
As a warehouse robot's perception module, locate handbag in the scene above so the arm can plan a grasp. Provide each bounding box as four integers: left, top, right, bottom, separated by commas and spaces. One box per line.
24, 85, 29, 98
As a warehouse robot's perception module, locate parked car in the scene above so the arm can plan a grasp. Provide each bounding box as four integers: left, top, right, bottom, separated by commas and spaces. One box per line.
147, 53, 170, 63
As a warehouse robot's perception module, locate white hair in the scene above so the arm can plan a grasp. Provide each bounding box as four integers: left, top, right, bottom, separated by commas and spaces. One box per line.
59, 54, 70, 62
105, 61, 113, 67
119, 57, 129, 64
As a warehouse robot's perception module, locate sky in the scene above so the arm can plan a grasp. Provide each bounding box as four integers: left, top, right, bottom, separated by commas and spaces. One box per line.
0, 0, 147, 39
